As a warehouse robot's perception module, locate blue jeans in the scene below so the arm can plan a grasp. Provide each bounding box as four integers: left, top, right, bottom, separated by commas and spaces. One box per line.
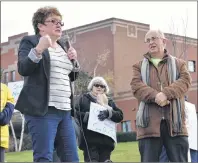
159, 146, 169, 162
190, 149, 198, 163
25, 107, 79, 162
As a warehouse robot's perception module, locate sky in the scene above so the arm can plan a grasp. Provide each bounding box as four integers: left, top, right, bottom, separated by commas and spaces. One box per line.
1, 1, 197, 43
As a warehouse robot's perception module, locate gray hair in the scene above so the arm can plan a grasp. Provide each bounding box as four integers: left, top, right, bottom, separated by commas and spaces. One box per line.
87, 76, 110, 93
145, 29, 166, 42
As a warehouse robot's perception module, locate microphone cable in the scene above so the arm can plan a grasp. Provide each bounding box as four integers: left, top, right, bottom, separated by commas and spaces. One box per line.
63, 33, 92, 162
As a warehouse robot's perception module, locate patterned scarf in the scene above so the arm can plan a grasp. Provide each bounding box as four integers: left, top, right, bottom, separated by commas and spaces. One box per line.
136, 55, 182, 133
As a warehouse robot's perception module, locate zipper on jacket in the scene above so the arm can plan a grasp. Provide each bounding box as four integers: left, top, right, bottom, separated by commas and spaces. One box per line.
154, 64, 165, 120
43, 52, 51, 107
157, 81, 165, 120
158, 76, 165, 120
47, 54, 51, 106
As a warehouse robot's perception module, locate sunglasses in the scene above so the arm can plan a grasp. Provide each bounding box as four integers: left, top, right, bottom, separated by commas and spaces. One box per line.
94, 84, 106, 89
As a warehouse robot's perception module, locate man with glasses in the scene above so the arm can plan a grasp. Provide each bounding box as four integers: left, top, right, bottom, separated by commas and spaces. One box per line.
130, 29, 191, 162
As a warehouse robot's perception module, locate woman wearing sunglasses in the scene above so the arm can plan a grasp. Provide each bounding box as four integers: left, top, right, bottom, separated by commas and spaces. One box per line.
75, 76, 123, 162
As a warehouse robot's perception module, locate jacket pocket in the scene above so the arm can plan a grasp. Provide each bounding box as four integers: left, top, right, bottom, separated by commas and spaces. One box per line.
17, 85, 46, 114
24, 85, 45, 105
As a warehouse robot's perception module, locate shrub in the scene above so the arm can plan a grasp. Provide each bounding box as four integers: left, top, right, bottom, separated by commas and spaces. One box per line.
116, 132, 137, 142
7, 134, 32, 152
7, 136, 20, 152
21, 134, 32, 151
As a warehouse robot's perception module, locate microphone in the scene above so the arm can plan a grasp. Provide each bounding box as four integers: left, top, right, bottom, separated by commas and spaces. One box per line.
63, 34, 71, 51
63, 34, 75, 65
65, 40, 71, 51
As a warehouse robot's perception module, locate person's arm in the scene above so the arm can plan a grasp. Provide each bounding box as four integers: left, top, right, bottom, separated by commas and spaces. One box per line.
18, 36, 42, 76
0, 86, 15, 126
130, 62, 159, 102
162, 60, 192, 100
74, 96, 89, 123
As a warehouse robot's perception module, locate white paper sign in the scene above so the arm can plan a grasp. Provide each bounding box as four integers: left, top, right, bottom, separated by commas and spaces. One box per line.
8, 81, 24, 112
87, 102, 117, 143
184, 101, 197, 150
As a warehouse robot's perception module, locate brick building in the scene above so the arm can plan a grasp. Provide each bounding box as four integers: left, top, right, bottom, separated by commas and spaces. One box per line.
1, 17, 197, 132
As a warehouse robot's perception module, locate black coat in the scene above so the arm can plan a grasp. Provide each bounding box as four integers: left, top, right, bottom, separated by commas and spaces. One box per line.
75, 93, 123, 150
15, 34, 79, 116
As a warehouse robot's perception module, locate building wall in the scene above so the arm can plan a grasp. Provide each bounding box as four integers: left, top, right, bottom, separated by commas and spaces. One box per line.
113, 26, 149, 95
69, 26, 115, 77
1, 33, 28, 82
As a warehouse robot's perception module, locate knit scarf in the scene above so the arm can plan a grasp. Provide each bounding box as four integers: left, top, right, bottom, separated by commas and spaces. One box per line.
136, 55, 182, 134
88, 92, 97, 103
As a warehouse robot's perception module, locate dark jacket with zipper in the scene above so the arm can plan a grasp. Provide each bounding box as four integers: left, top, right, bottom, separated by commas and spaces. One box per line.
15, 34, 79, 116
75, 93, 123, 151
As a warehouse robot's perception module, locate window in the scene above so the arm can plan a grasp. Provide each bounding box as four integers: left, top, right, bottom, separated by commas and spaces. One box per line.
11, 70, 16, 82
127, 25, 137, 38
4, 72, 9, 83
188, 60, 196, 72
121, 120, 132, 132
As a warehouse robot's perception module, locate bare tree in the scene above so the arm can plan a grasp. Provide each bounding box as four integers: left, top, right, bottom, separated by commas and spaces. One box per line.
168, 17, 179, 56
180, 15, 188, 60
102, 69, 116, 96
93, 49, 110, 77
167, 14, 189, 60
73, 48, 111, 95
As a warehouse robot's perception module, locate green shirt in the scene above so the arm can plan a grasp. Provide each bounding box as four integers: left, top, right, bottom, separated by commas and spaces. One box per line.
150, 58, 162, 67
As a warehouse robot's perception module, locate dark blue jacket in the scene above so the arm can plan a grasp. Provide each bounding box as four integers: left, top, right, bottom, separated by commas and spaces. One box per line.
0, 103, 14, 126
15, 34, 79, 116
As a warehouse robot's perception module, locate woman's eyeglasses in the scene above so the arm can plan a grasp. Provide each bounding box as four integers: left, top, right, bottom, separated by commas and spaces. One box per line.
44, 19, 64, 26
94, 84, 105, 89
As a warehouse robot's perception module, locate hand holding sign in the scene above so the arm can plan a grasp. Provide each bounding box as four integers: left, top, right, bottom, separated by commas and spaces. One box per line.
87, 102, 117, 143
98, 110, 109, 121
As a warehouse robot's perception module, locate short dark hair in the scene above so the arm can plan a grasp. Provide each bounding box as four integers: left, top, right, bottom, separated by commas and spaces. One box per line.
32, 6, 62, 34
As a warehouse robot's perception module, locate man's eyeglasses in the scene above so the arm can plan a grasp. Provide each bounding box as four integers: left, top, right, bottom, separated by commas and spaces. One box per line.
94, 84, 106, 89
45, 19, 64, 26
145, 37, 159, 43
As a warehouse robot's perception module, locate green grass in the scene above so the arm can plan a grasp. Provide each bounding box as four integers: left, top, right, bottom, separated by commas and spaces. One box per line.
6, 142, 140, 162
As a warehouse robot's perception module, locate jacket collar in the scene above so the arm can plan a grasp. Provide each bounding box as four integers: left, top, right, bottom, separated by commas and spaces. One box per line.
143, 49, 170, 62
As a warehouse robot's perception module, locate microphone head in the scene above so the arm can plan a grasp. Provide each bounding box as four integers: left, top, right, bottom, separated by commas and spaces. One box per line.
61, 34, 70, 50
65, 40, 70, 50
64, 34, 70, 41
